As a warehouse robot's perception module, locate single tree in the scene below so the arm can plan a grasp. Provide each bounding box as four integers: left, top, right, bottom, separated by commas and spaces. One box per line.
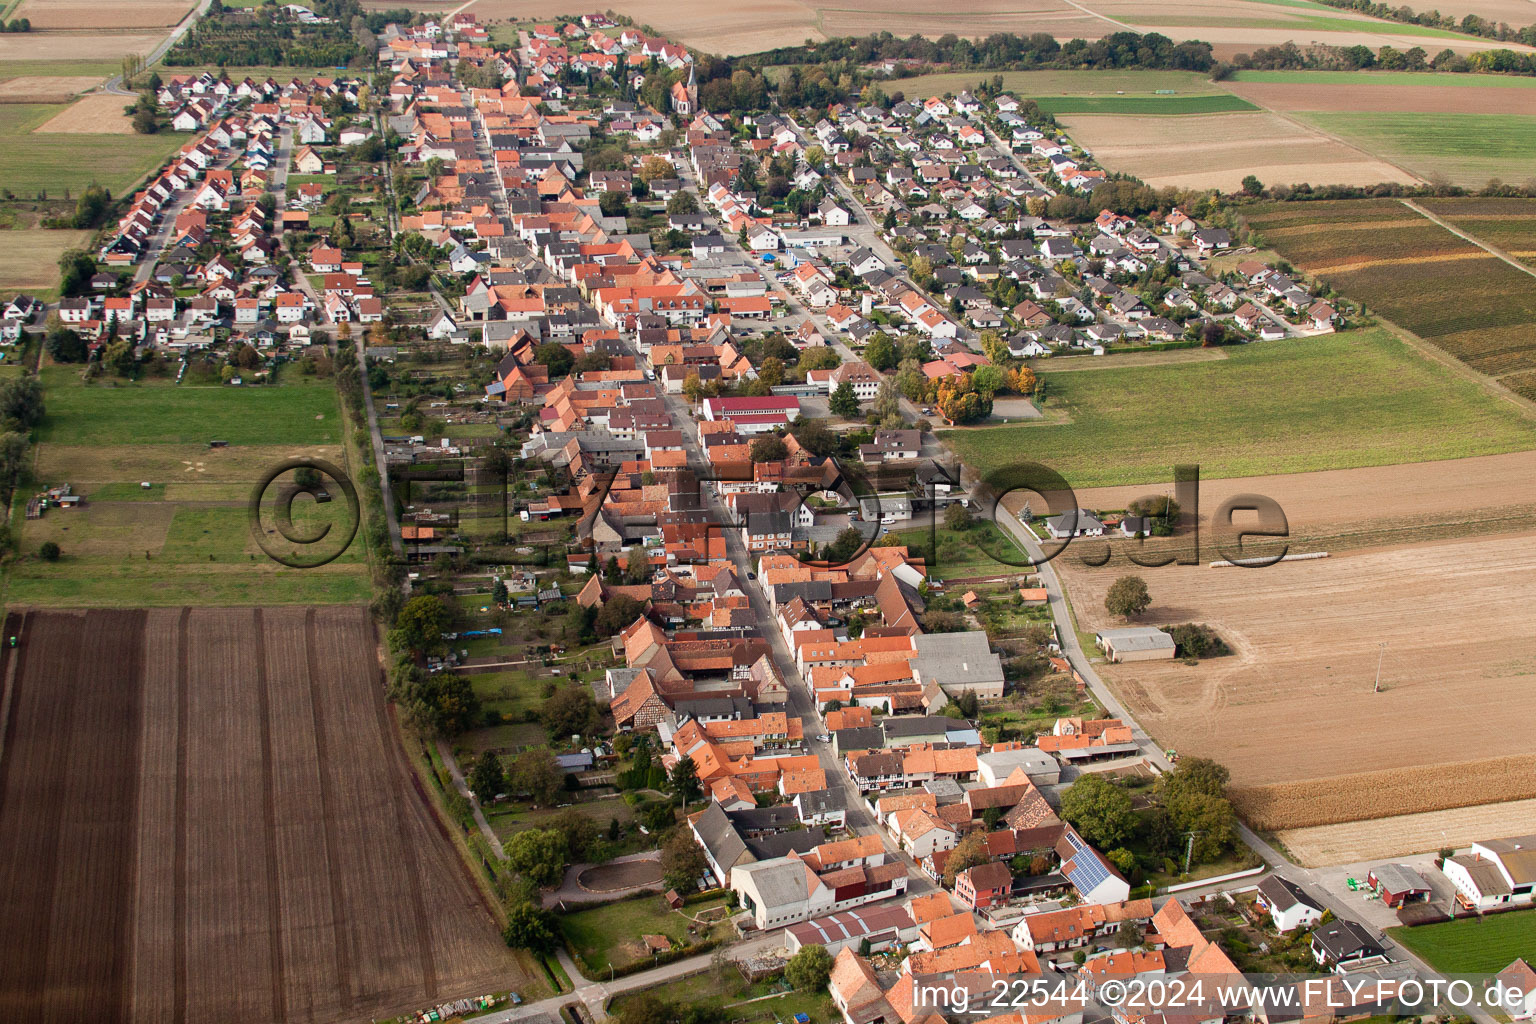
660, 829, 708, 892
829, 380, 860, 418
944, 502, 973, 531
757, 356, 784, 388
749, 435, 788, 462
511, 747, 564, 806
943, 831, 990, 888
551, 807, 601, 861
1060, 774, 1136, 849
822, 526, 865, 565
789, 417, 837, 457
541, 685, 601, 739
595, 593, 646, 635
1104, 575, 1151, 619
0, 375, 45, 429
39, 540, 61, 562
534, 341, 574, 378
625, 544, 651, 584
668, 755, 702, 804
505, 828, 567, 888
468, 750, 505, 803
503, 900, 560, 953
863, 333, 897, 371
785, 944, 834, 991
392, 594, 451, 654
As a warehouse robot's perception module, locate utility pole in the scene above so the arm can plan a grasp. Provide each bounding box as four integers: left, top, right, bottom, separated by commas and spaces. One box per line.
1373, 641, 1387, 693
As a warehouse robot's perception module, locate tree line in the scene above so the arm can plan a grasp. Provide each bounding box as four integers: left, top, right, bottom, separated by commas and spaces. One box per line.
1226, 38, 1536, 75
1309, 0, 1536, 47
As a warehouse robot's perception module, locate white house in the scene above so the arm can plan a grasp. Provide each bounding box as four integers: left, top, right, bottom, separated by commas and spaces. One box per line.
1044, 508, 1104, 538
818, 199, 851, 226
1256, 876, 1325, 932
1494, 960, 1536, 1021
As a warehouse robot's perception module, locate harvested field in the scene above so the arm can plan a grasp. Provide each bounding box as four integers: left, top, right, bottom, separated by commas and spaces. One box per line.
1227, 80, 1536, 114
1276, 799, 1536, 867
0, 32, 166, 61
473, 0, 1536, 52
0, 606, 524, 1024
33, 93, 133, 133
0, 227, 92, 292
468, 0, 823, 55
1073, 449, 1536, 553
814, 3, 1110, 43
1058, 533, 1536, 821
13, 0, 195, 27
0, 74, 99, 102
1057, 110, 1415, 190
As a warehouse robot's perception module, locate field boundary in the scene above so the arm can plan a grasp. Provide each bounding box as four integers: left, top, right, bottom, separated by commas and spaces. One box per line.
1401, 198, 1536, 282
1231, 751, 1536, 831
1221, 86, 1430, 185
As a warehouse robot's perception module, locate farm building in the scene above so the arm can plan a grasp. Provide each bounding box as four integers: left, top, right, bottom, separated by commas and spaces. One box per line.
1095, 627, 1175, 662
784, 904, 917, 956
1443, 834, 1536, 910
911, 631, 1005, 700
977, 748, 1060, 787
1368, 864, 1432, 907
1256, 876, 1325, 932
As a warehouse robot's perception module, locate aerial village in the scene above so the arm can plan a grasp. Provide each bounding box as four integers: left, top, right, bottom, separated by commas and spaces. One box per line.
12, 10, 1529, 1024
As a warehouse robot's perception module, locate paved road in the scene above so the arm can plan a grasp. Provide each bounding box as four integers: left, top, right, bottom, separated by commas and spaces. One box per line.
476, 932, 785, 1024
104, 0, 215, 94
657, 388, 947, 901
978, 484, 1163, 764
976, 476, 1495, 1022
132, 150, 238, 285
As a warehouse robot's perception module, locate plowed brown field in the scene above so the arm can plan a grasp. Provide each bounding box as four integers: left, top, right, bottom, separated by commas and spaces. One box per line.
0, 607, 521, 1024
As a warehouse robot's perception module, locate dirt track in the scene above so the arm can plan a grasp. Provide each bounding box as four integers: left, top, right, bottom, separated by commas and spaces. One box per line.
1074, 448, 1536, 552
0, 607, 521, 1024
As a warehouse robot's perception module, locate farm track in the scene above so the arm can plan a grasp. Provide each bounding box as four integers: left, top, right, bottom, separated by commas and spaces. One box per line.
1401, 198, 1536, 283
0, 606, 521, 1024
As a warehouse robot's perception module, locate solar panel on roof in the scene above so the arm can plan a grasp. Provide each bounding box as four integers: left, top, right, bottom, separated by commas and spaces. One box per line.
1067, 852, 1111, 893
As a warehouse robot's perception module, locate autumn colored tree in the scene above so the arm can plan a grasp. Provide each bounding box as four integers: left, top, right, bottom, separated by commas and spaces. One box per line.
943, 831, 991, 888
936, 373, 992, 425
1010, 366, 1038, 396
